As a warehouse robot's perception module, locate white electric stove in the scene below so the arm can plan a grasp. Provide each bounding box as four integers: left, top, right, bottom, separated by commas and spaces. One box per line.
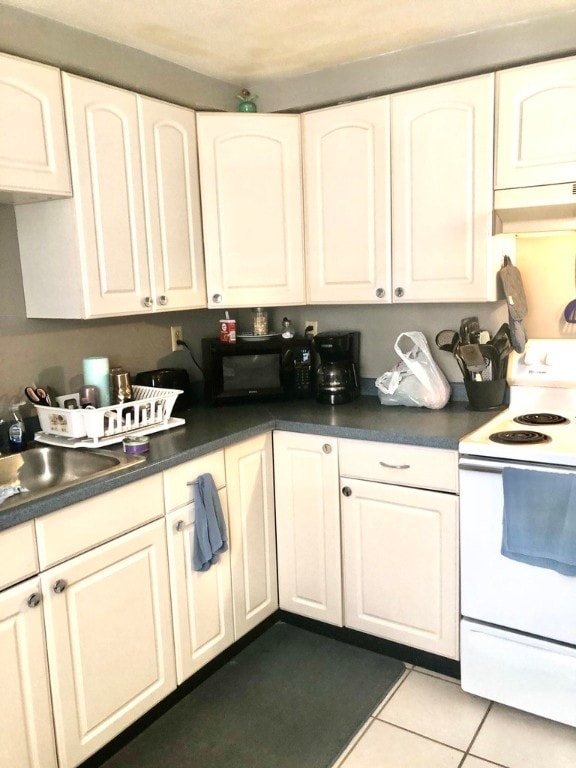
458, 339, 576, 728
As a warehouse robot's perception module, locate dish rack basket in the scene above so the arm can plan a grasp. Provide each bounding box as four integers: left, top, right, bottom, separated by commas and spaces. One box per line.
34, 386, 183, 447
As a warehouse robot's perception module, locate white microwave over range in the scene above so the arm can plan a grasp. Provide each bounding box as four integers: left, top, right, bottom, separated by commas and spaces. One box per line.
459, 339, 576, 728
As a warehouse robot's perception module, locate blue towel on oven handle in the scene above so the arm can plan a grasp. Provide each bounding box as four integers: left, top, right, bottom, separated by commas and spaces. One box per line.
501, 468, 576, 576
192, 473, 228, 572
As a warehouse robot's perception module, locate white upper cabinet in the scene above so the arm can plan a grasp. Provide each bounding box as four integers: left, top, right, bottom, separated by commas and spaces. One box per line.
197, 113, 306, 308
391, 74, 496, 302
138, 97, 206, 310
496, 56, 576, 190
0, 52, 71, 204
302, 98, 392, 304
15, 74, 206, 318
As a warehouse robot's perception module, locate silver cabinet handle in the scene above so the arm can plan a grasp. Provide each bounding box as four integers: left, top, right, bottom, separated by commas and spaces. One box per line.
375, 288, 385, 298
158, 295, 168, 306
379, 461, 410, 470
212, 294, 223, 304
394, 287, 405, 298
52, 579, 67, 594
175, 519, 186, 532
143, 296, 153, 308
27, 593, 41, 608
322, 444, 332, 454
342, 486, 352, 497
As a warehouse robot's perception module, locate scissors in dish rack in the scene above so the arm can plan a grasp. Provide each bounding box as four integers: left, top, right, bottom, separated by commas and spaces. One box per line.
24, 386, 52, 407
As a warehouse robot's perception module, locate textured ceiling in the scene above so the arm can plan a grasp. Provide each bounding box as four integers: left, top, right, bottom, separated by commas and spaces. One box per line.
2, 0, 575, 83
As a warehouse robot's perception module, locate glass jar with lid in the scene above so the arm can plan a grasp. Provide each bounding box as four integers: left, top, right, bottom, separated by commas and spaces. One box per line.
253, 307, 268, 336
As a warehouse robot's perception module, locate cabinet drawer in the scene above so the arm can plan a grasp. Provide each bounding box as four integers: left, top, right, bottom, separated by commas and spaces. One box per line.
0, 521, 38, 589
35, 474, 164, 568
338, 438, 458, 493
163, 451, 226, 513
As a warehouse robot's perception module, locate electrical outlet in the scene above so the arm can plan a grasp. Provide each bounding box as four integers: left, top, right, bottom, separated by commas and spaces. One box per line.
170, 325, 183, 352
304, 320, 318, 336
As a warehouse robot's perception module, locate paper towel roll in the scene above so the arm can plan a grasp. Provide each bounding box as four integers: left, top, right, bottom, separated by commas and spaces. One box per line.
82, 356, 110, 406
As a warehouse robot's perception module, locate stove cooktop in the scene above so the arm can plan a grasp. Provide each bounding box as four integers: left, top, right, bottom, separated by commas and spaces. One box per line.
459, 339, 576, 466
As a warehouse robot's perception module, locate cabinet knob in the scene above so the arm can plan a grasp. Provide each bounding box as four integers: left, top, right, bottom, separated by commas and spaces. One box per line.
341, 486, 352, 497
175, 519, 186, 532
375, 287, 385, 298
52, 579, 67, 594
27, 592, 42, 608
322, 444, 332, 454
143, 296, 153, 308
394, 287, 405, 298
158, 295, 168, 306
212, 294, 223, 304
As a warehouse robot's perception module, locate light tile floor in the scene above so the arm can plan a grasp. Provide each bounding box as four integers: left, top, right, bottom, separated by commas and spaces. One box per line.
333, 666, 576, 768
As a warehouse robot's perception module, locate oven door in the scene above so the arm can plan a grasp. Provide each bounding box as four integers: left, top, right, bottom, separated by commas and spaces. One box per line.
459, 456, 576, 645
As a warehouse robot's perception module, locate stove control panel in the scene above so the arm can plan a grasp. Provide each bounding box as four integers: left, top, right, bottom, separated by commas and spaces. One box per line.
510, 339, 576, 388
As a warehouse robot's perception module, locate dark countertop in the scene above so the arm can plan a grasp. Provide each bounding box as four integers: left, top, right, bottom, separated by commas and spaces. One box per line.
0, 396, 495, 532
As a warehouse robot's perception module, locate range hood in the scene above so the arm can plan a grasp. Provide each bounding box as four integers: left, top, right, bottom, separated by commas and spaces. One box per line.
494, 182, 576, 233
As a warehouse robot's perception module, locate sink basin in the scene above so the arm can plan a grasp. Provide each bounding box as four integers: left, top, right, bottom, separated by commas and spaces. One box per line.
0, 446, 145, 508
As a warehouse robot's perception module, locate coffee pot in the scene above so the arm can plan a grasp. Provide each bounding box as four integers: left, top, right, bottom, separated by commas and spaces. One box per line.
313, 331, 360, 404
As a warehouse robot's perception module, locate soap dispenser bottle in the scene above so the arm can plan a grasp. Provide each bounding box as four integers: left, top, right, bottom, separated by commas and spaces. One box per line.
8, 407, 25, 452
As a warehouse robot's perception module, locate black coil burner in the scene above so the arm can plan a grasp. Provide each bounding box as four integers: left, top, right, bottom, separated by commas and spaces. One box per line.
513, 413, 569, 426
489, 430, 552, 445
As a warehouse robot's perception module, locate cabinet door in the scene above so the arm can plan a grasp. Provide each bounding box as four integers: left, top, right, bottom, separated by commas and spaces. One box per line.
197, 113, 305, 308
225, 433, 278, 638
273, 431, 342, 626
138, 97, 207, 310
0, 52, 71, 203
62, 74, 152, 316
166, 493, 234, 684
41, 520, 176, 768
391, 74, 495, 302
0, 578, 57, 768
341, 477, 459, 659
303, 98, 392, 304
496, 56, 576, 189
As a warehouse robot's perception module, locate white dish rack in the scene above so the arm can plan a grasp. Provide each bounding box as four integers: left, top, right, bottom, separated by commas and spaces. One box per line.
34, 386, 185, 448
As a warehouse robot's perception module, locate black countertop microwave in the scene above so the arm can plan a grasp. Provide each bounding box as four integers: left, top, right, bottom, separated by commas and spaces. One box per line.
201, 336, 314, 404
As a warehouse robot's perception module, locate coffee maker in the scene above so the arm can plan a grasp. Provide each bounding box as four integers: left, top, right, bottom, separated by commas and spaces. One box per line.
313, 331, 360, 404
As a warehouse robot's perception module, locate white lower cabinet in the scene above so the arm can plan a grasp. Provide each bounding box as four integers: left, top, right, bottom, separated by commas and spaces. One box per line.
340, 439, 460, 659
41, 518, 176, 768
225, 433, 278, 638
166, 434, 277, 685
0, 577, 57, 768
273, 431, 342, 626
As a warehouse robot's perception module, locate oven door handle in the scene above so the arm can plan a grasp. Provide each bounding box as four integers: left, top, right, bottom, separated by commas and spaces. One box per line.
459, 461, 502, 474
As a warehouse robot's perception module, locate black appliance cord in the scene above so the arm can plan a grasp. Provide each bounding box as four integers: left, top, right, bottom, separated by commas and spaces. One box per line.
177, 339, 204, 378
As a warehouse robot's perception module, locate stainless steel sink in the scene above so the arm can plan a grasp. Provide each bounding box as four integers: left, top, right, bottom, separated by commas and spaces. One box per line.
0, 446, 145, 507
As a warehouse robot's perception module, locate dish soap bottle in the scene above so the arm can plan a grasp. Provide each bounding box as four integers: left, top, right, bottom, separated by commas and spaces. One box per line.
8, 407, 25, 452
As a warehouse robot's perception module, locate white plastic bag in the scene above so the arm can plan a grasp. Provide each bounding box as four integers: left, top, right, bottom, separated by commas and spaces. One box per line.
375, 331, 451, 409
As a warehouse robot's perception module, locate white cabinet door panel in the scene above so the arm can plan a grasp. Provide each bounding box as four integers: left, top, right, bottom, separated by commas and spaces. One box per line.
391, 74, 495, 302
303, 98, 391, 304
342, 477, 459, 658
139, 97, 206, 310
0, 578, 57, 768
496, 56, 576, 189
167, 493, 234, 683
41, 520, 176, 767
273, 431, 341, 626
226, 433, 278, 638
